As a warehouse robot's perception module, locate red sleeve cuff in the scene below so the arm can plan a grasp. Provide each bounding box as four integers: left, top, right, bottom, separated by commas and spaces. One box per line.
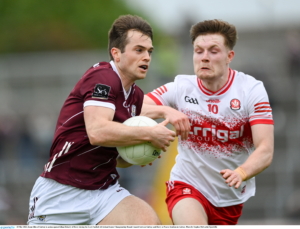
250, 119, 274, 126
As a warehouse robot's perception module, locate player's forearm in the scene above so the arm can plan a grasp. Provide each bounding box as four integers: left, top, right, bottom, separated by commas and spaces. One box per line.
237, 124, 274, 180
88, 121, 153, 147
239, 143, 273, 180
141, 103, 165, 119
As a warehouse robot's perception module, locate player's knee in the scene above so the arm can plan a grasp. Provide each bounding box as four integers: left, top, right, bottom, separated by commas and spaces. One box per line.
132, 203, 161, 224
133, 198, 161, 225
137, 211, 161, 225
147, 217, 161, 225
100, 195, 161, 225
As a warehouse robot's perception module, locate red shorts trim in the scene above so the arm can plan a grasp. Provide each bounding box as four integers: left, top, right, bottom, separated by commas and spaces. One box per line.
165, 181, 243, 225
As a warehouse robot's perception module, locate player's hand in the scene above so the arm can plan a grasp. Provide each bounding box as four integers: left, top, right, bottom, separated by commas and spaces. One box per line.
162, 106, 190, 140
149, 119, 176, 151
220, 169, 243, 189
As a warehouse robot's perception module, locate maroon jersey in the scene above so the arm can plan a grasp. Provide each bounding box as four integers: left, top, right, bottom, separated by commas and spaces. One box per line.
41, 61, 144, 190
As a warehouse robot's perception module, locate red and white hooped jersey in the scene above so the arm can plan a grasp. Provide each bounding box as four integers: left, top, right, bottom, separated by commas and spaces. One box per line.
147, 69, 273, 207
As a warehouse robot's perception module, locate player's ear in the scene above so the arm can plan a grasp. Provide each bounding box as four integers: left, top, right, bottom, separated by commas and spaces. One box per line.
227, 50, 235, 64
111, 47, 121, 62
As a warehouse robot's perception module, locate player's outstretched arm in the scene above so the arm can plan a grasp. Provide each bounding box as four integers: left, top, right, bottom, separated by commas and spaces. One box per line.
141, 95, 190, 140
84, 105, 175, 150
220, 124, 274, 188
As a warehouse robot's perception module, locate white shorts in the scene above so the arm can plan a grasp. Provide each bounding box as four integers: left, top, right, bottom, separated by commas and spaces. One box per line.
27, 177, 131, 225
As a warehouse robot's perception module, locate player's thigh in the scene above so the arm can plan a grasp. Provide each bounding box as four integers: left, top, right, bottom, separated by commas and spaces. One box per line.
172, 197, 208, 225
98, 195, 161, 225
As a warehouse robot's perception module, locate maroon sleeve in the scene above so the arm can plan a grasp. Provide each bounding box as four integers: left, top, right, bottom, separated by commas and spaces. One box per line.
77, 64, 122, 106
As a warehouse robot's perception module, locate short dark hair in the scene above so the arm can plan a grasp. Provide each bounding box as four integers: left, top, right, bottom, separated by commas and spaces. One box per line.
108, 15, 153, 60
190, 19, 237, 50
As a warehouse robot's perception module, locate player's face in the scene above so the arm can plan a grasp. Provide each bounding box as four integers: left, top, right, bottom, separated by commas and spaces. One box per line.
193, 34, 234, 83
115, 30, 153, 83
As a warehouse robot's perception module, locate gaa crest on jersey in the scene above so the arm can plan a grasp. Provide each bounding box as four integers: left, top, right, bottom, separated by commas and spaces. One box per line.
92, 84, 111, 99
185, 96, 199, 105
131, 105, 136, 116
230, 99, 241, 110
182, 187, 192, 195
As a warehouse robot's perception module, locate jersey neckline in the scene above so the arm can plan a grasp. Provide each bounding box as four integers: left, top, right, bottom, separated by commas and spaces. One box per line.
197, 68, 236, 96
110, 60, 133, 100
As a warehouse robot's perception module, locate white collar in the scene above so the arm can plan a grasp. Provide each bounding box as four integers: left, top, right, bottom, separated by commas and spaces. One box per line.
110, 60, 132, 99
